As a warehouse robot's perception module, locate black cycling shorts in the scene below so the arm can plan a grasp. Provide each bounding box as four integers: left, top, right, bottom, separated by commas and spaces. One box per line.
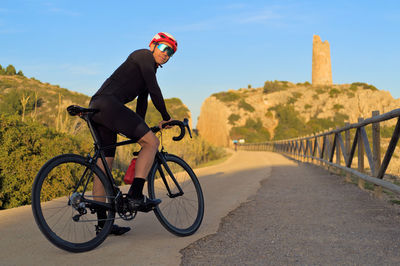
89, 95, 150, 157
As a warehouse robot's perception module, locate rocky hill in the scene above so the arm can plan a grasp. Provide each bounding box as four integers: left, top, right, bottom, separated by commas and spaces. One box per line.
197, 81, 400, 147
0, 73, 194, 171
0, 75, 192, 133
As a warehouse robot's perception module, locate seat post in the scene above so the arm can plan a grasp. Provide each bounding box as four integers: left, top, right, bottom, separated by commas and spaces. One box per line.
85, 114, 102, 149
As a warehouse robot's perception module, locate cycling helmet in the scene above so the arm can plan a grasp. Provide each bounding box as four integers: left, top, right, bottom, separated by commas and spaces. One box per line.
149, 32, 178, 53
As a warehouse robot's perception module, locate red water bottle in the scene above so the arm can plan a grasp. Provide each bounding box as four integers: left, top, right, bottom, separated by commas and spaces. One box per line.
123, 158, 136, 184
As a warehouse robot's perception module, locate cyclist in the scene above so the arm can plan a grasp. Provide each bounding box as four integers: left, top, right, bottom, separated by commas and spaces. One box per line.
89, 32, 178, 235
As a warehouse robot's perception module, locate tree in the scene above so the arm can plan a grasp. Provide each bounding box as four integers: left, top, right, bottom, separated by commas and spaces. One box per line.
17, 70, 24, 76
5, 65, 17, 75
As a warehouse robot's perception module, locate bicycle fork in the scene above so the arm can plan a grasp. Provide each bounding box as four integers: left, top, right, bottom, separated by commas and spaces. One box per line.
156, 152, 184, 198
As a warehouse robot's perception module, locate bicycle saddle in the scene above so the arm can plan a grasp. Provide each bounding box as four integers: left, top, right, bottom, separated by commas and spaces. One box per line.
67, 105, 98, 117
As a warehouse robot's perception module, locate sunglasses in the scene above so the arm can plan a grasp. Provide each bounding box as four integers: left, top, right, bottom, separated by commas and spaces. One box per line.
157, 43, 175, 57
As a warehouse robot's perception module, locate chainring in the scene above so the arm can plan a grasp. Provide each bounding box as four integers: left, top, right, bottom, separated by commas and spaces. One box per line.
115, 193, 137, 220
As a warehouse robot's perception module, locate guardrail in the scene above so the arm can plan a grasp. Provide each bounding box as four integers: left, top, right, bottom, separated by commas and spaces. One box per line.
238, 109, 400, 197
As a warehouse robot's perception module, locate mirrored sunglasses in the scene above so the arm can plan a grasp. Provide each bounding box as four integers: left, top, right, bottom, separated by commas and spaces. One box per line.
157, 43, 175, 57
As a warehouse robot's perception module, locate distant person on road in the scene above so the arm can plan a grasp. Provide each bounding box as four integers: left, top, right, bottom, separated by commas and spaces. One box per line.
89, 32, 178, 235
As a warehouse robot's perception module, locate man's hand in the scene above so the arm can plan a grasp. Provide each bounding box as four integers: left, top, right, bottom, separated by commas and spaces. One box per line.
159, 119, 173, 130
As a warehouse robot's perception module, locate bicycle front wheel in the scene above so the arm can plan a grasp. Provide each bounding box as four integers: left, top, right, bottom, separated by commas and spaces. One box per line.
31, 154, 115, 252
148, 154, 204, 236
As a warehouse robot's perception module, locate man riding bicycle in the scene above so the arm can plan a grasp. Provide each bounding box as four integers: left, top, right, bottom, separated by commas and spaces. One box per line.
89, 32, 178, 235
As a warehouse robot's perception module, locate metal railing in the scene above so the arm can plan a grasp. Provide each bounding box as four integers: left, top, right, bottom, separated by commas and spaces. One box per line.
238, 109, 400, 196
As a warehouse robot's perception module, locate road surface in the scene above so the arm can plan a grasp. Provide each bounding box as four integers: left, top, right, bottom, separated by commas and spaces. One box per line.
0, 150, 273, 265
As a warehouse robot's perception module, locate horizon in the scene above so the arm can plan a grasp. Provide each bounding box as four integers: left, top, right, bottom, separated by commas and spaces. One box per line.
1, 1, 399, 126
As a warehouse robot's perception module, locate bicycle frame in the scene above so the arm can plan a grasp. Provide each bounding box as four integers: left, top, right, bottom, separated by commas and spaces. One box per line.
81, 114, 184, 211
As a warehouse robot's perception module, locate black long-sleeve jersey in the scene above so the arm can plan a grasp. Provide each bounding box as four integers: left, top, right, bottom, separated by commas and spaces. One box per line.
93, 49, 171, 121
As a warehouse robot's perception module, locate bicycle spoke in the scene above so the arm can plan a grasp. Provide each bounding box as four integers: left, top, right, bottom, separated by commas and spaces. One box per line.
32, 154, 115, 252
149, 154, 204, 236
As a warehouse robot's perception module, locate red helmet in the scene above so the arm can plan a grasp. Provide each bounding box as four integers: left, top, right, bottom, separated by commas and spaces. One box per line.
149, 32, 178, 53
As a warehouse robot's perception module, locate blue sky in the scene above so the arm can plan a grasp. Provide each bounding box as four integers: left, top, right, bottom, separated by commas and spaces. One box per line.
1, 0, 399, 126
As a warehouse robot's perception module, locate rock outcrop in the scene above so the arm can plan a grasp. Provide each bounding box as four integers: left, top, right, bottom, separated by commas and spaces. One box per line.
197, 96, 231, 147
197, 83, 400, 147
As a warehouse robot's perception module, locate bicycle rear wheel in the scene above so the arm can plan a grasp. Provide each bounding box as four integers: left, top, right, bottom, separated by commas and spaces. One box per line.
31, 154, 115, 252
148, 154, 204, 236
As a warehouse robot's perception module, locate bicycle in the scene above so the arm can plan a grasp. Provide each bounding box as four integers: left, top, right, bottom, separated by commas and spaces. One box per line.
31, 105, 204, 253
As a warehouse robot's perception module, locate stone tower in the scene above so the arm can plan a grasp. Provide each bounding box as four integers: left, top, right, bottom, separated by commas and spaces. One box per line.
312, 35, 332, 86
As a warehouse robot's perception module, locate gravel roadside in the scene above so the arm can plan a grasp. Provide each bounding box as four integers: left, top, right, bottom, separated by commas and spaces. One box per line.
180, 160, 400, 265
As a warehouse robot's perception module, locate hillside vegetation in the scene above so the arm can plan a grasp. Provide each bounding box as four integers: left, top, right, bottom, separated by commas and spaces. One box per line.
0, 65, 226, 209
197, 80, 400, 146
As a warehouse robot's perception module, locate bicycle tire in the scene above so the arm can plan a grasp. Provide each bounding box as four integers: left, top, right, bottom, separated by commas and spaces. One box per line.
31, 154, 115, 252
148, 154, 204, 236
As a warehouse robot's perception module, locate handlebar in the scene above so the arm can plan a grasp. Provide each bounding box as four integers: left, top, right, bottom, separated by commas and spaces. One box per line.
150, 118, 192, 141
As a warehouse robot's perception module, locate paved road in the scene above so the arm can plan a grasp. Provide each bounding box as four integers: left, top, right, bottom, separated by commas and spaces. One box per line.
0, 150, 273, 265
181, 155, 400, 265
2, 151, 400, 265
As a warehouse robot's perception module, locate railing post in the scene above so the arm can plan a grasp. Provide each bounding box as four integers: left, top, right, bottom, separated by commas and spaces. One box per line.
320, 133, 325, 168
372, 111, 382, 198
335, 128, 340, 175
326, 130, 333, 172
311, 134, 316, 165
358, 117, 365, 189
345, 122, 351, 182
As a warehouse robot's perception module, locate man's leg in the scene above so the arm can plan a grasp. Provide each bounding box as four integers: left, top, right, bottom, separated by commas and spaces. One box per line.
93, 157, 114, 203
135, 131, 160, 179
94, 157, 130, 235
128, 131, 161, 211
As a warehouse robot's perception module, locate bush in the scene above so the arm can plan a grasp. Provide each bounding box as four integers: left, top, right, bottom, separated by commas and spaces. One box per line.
296, 81, 311, 87
0, 115, 90, 209
269, 105, 307, 140
329, 88, 340, 98
350, 82, 378, 91
287, 97, 297, 104
315, 88, 326, 95
270, 104, 349, 140
212, 91, 240, 103
287, 92, 303, 105
292, 92, 303, 98
238, 99, 255, 112
263, 80, 289, 94
306, 113, 348, 133
230, 118, 270, 143
228, 114, 240, 125
333, 104, 344, 111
